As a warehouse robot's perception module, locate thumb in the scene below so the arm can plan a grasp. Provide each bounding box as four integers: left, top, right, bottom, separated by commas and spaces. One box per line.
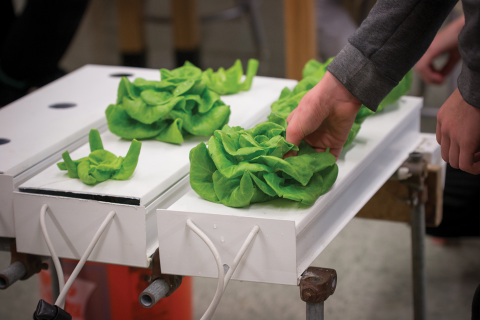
285, 104, 324, 158
285, 111, 306, 150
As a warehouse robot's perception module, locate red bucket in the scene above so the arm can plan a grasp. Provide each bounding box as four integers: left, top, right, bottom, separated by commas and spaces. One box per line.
39, 260, 192, 320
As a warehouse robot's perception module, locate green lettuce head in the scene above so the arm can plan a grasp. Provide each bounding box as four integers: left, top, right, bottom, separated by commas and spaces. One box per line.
189, 115, 338, 208
106, 60, 259, 144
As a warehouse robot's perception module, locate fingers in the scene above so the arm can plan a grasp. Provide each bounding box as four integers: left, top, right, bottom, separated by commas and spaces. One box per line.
285, 100, 323, 157
448, 142, 460, 169
440, 51, 461, 77
284, 114, 303, 158
436, 121, 442, 145
424, 65, 445, 84
327, 147, 342, 160
474, 152, 480, 163
284, 109, 300, 158
440, 133, 480, 175
286, 108, 296, 124
283, 150, 297, 158
441, 134, 450, 163
459, 149, 480, 175
415, 62, 445, 84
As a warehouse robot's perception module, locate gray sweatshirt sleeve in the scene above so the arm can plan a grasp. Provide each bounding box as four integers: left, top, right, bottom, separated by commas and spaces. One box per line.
326, 0, 458, 111
457, 0, 480, 108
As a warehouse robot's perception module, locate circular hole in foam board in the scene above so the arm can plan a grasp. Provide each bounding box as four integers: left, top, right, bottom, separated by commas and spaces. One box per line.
110, 73, 134, 78
49, 103, 77, 109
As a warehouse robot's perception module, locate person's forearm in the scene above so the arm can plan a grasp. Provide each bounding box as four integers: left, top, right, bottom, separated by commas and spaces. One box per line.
327, 0, 458, 111
458, 0, 480, 109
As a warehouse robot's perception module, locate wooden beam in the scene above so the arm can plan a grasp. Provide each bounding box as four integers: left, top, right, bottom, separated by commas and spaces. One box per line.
356, 165, 443, 228
116, 0, 145, 54
170, 0, 201, 66
283, 0, 317, 80
170, 0, 200, 50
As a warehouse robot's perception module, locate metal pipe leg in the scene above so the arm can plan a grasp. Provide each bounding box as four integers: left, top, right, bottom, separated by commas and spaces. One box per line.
411, 200, 426, 320
306, 301, 324, 320
398, 152, 428, 320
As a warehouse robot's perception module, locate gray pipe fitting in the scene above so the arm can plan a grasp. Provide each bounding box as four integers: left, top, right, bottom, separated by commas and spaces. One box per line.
138, 278, 170, 308
0, 261, 27, 289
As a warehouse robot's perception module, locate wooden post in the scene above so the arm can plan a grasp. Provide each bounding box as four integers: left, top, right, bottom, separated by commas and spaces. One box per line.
116, 0, 146, 67
170, 0, 201, 67
283, 0, 317, 80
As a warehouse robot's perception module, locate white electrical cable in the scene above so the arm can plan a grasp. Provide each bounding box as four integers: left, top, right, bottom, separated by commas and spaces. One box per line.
40, 204, 65, 304
187, 219, 225, 320
186, 219, 260, 320
40, 204, 115, 309
55, 210, 116, 308
223, 225, 260, 290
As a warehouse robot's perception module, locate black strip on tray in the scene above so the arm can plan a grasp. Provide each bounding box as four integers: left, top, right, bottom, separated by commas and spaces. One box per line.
19, 187, 141, 206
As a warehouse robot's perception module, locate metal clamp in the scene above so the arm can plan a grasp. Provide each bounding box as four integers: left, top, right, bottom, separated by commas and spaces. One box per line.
300, 267, 337, 320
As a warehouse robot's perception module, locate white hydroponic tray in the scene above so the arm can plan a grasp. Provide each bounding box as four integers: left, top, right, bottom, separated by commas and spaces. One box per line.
0, 65, 153, 237
13, 75, 298, 267
157, 96, 422, 285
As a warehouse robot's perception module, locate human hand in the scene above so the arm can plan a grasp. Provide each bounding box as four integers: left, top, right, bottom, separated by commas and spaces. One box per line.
437, 88, 480, 174
285, 71, 361, 159
415, 16, 464, 84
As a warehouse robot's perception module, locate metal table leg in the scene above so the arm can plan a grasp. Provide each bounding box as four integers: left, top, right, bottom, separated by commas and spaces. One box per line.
411, 197, 426, 320
306, 301, 325, 320
400, 152, 428, 320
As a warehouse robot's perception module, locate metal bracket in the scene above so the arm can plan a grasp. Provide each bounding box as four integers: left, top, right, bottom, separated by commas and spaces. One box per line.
300, 267, 337, 320
300, 267, 337, 303
139, 248, 183, 308
145, 248, 182, 297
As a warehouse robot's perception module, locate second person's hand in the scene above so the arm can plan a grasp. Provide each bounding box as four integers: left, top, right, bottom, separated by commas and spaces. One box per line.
285, 71, 362, 159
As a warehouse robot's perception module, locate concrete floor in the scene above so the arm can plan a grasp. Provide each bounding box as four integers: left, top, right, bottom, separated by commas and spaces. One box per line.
1, 0, 479, 319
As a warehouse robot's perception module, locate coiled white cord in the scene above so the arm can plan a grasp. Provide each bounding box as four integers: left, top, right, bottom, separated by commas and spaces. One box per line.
40, 204, 116, 309
186, 219, 260, 320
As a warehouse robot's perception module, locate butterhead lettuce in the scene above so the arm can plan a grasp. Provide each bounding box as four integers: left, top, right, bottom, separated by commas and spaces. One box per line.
106, 60, 259, 144
189, 115, 338, 208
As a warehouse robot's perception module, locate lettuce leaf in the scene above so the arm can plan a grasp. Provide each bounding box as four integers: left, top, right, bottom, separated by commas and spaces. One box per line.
202, 59, 259, 95
57, 129, 142, 185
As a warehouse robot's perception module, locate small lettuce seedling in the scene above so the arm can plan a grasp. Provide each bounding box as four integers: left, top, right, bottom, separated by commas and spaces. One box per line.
57, 129, 142, 185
